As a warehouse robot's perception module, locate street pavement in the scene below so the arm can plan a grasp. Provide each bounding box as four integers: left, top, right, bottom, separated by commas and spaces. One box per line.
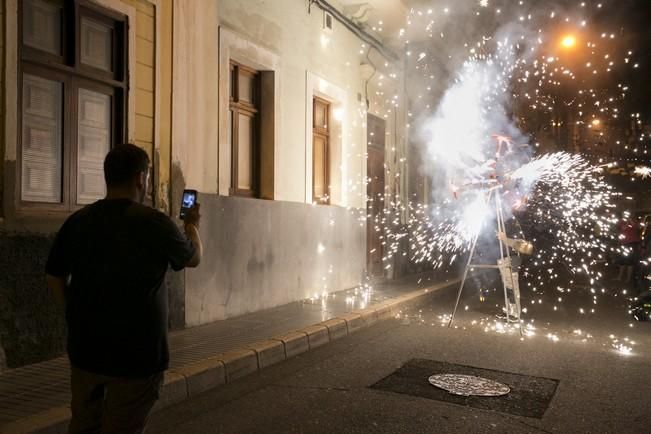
148, 270, 651, 433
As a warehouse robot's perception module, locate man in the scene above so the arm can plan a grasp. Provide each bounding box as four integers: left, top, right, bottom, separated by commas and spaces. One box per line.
46, 144, 203, 433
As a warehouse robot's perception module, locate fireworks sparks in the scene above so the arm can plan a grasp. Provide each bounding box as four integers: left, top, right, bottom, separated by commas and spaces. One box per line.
364, 0, 649, 326
401, 1, 649, 161
633, 166, 651, 179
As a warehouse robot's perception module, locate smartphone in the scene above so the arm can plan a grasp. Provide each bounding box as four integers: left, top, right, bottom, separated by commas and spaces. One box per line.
180, 189, 198, 219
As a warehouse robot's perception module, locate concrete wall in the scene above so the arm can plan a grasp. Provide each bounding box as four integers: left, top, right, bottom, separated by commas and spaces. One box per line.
0, 231, 66, 369
185, 194, 366, 326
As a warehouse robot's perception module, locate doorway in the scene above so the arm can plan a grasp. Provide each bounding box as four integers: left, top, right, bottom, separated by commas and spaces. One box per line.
366, 114, 386, 277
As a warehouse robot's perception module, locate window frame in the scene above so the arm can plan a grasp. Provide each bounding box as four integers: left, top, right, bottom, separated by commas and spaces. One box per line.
16, 0, 128, 214
229, 60, 260, 198
312, 96, 330, 205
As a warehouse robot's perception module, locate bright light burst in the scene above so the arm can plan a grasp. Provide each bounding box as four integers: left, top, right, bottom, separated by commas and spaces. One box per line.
369, 0, 639, 319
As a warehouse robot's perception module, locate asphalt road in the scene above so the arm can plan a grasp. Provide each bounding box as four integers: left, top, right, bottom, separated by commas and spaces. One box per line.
148, 271, 651, 433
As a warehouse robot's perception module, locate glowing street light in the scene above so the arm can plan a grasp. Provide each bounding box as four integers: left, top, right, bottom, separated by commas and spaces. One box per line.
561, 35, 576, 48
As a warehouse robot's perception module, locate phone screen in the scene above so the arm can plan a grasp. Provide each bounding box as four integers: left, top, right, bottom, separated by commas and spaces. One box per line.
180, 190, 197, 219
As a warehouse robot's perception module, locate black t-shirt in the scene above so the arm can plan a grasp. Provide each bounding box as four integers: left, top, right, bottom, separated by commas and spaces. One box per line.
46, 198, 195, 378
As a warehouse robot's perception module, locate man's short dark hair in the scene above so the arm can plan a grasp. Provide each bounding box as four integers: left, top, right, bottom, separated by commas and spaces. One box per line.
104, 144, 150, 187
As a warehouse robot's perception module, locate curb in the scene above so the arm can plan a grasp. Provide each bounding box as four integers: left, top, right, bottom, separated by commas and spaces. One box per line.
2, 278, 459, 434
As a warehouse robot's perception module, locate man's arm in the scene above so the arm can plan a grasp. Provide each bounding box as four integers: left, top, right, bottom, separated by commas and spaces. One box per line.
46, 274, 66, 307
183, 223, 203, 267
182, 202, 203, 268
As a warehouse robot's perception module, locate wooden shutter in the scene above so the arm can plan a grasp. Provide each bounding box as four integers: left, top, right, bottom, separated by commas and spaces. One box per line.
312, 97, 330, 204
237, 113, 254, 191
22, 0, 63, 56
229, 61, 259, 197
77, 87, 111, 204
80, 16, 113, 72
21, 74, 64, 203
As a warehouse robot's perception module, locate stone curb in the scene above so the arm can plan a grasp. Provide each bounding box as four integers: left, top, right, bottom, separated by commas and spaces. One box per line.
2, 278, 459, 434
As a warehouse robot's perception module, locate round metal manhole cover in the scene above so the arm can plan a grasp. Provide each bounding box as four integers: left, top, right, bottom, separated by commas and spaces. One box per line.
428, 374, 510, 397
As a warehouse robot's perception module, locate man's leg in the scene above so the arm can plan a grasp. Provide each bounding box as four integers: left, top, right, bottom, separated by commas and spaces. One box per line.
69, 366, 106, 434
101, 371, 164, 434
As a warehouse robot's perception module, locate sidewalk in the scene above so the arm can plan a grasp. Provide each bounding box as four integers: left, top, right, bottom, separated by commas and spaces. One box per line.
0, 272, 459, 434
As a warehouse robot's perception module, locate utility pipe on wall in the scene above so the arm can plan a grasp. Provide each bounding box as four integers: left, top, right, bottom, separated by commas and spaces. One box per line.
308, 0, 399, 63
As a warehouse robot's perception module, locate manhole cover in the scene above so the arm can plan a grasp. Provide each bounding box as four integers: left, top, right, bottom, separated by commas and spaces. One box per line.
428, 373, 510, 396
370, 359, 558, 418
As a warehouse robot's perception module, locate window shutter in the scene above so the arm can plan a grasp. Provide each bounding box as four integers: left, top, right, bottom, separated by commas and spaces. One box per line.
80, 17, 113, 72
237, 113, 253, 190
22, 0, 63, 56
77, 88, 111, 204
21, 74, 63, 203
313, 135, 327, 199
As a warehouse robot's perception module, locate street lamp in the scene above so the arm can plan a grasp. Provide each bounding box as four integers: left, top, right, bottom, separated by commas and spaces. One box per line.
561, 35, 576, 48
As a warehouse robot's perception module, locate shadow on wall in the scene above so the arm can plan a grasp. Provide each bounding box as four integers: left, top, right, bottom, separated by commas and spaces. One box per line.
167, 161, 187, 330
0, 230, 67, 370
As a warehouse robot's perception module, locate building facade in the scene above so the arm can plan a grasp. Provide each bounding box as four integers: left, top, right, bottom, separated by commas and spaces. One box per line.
0, 0, 409, 371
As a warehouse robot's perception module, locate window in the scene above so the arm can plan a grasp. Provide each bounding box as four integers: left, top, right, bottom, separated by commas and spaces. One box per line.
19, 0, 127, 210
229, 60, 260, 197
312, 97, 330, 204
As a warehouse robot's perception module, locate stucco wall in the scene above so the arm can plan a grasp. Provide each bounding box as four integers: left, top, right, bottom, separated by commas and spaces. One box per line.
172, 0, 220, 194
185, 194, 366, 326
172, 0, 390, 207
217, 0, 368, 207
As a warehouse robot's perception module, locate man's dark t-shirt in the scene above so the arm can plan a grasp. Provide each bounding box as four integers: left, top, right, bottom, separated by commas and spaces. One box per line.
46, 199, 195, 378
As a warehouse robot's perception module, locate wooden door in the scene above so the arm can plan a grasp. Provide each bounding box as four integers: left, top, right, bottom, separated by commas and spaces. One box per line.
367, 114, 385, 276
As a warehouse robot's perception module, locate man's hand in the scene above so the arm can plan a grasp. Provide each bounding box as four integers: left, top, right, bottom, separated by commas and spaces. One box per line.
183, 202, 201, 227
183, 203, 203, 267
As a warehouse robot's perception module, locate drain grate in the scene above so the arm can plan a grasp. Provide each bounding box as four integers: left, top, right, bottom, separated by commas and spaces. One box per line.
371, 359, 558, 418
